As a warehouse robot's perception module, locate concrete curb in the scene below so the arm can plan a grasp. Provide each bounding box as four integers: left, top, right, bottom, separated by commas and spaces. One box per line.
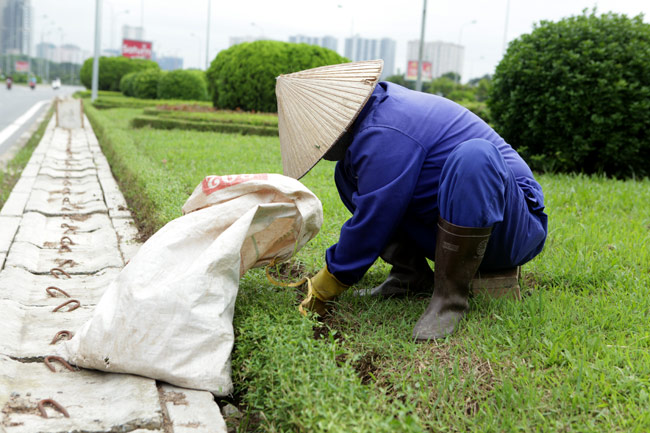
0, 99, 226, 432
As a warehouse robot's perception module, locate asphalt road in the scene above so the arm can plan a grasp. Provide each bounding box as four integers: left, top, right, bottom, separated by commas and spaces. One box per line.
0, 83, 83, 158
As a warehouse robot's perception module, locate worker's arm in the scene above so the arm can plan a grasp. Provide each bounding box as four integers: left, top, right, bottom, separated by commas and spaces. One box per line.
325, 126, 426, 286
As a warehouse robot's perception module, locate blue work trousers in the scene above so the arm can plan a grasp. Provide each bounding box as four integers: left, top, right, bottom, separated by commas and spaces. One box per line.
335, 139, 548, 270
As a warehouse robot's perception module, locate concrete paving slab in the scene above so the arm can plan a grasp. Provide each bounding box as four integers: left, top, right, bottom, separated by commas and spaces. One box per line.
112, 218, 141, 263
0, 193, 29, 217
42, 151, 94, 162
9, 176, 36, 194
5, 241, 123, 274
40, 158, 97, 172
25, 189, 106, 216
29, 183, 103, 199
0, 267, 120, 306
38, 167, 97, 179
19, 163, 40, 178
0, 300, 94, 359
0, 217, 20, 254
0, 355, 163, 433
159, 383, 227, 433
15, 212, 118, 250
32, 173, 99, 190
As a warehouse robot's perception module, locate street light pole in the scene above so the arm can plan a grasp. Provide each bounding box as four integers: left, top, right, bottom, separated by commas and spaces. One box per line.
415, 0, 427, 92
205, 0, 211, 69
92, 0, 103, 101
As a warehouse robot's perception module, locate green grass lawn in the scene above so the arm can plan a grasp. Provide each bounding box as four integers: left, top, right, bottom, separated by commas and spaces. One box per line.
83, 99, 650, 433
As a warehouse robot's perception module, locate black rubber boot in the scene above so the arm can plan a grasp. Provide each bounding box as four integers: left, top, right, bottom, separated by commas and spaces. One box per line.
412, 217, 492, 340
356, 240, 435, 297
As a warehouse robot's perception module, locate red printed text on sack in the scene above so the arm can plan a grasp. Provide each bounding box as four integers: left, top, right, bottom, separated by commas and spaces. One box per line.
202, 174, 269, 195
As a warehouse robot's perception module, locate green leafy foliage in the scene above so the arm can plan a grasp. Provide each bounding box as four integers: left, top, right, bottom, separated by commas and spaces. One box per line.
206, 41, 348, 112
157, 69, 209, 101
489, 11, 650, 178
119, 72, 137, 97
132, 69, 164, 99
79, 56, 159, 91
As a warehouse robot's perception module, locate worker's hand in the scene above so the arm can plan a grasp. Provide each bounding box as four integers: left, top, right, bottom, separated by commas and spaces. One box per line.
300, 266, 349, 317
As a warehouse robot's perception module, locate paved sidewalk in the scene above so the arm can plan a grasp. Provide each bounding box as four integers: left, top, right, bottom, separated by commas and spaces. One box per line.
0, 100, 226, 432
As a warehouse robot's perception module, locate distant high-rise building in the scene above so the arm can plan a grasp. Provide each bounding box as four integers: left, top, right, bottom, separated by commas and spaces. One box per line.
36, 41, 56, 61
321, 36, 337, 52
407, 40, 464, 80
1, 0, 32, 56
344, 35, 396, 78
58, 44, 85, 64
122, 25, 144, 41
157, 56, 183, 71
379, 38, 396, 78
288, 34, 338, 53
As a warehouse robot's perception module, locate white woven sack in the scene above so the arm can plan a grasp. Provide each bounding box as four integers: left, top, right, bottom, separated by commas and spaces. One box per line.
59, 173, 322, 395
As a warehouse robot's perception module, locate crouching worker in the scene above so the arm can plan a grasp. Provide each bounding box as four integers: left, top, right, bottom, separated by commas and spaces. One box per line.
274, 60, 548, 340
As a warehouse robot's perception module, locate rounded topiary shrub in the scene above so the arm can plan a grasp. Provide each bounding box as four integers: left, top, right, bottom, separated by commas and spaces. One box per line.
157, 69, 209, 101
207, 41, 348, 113
132, 69, 163, 99
120, 71, 137, 96
488, 11, 650, 178
80, 56, 159, 91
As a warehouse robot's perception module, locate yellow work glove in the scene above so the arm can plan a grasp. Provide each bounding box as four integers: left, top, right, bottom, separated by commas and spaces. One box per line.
300, 266, 350, 317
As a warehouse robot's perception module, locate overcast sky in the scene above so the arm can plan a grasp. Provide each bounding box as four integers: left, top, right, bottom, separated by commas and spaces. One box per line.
32, 0, 649, 81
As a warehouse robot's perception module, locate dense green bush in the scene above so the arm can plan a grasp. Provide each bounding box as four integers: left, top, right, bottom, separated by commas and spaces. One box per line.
157, 69, 209, 101
207, 41, 348, 112
489, 11, 650, 178
132, 69, 163, 99
80, 56, 159, 91
119, 72, 137, 96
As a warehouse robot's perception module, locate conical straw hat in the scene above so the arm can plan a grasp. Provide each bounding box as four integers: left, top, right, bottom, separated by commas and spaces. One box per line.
276, 59, 384, 179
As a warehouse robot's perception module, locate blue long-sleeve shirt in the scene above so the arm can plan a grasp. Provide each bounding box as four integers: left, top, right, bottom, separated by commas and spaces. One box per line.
325, 82, 545, 285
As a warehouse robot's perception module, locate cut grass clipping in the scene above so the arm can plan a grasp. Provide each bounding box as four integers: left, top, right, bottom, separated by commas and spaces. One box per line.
82, 94, 650, 432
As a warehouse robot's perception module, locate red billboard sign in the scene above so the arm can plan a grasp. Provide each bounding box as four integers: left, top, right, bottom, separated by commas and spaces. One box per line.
15, 60, 29, 72
406, 60, 432, 81
122, 39, 153, 59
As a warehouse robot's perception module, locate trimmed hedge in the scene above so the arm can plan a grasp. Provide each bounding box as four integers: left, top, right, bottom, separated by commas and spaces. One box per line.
157, 69, 209, 101
119, 72, 137, 97
489, 11, 650, 178
133, 69, 164, 99
142, 108, 279, 127
80, 56, 159, 91
207, 41, 348, 113
90, 95, 212, 110
131, 115, 278, 136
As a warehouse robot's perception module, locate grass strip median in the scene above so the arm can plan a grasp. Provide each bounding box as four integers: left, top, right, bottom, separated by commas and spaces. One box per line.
82, 96, 650, 432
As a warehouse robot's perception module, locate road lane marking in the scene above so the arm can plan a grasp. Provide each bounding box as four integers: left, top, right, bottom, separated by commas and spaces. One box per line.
0, 100, 50, 148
